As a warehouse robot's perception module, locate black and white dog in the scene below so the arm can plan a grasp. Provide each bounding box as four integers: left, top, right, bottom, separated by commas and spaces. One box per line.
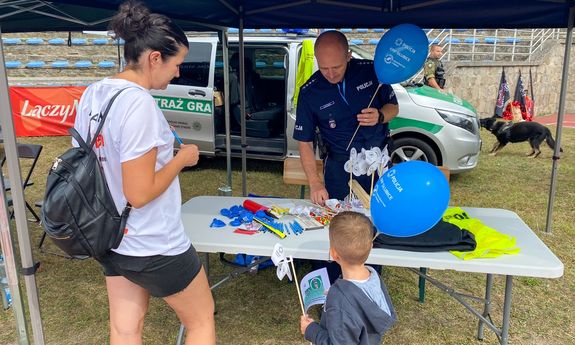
480, 116, 563, 157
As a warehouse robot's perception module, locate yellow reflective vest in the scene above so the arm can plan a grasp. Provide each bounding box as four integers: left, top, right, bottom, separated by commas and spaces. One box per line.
294, 39, 314, 107
443, 207, 520, 260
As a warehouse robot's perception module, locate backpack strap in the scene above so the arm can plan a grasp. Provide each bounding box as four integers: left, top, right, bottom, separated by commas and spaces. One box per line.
87, 87, 133, 148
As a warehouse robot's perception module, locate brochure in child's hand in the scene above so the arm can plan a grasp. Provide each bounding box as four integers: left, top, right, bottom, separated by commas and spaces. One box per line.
300, 267, 331, 312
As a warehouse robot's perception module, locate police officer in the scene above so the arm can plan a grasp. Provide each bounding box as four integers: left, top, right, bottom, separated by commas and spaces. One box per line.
293, 30, 399, 205
423, 44, 446, 91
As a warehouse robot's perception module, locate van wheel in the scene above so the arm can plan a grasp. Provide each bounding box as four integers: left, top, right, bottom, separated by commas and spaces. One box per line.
390, 137, 438, 166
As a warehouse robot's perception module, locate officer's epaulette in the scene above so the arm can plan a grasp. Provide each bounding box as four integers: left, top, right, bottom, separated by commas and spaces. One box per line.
354, 60, 374, 66
300, 77, 317, 93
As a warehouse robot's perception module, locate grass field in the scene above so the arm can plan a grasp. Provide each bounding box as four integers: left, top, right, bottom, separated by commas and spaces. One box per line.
0, 125, 573, 345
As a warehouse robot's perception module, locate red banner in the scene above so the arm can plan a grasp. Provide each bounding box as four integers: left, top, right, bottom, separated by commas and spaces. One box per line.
9, 86, 86, 136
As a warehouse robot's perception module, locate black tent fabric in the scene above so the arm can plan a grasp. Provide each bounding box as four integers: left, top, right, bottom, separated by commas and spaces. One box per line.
0, 0, 574, 32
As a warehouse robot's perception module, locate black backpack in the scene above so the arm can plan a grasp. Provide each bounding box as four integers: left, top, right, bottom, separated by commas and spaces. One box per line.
41, 88, 131, 259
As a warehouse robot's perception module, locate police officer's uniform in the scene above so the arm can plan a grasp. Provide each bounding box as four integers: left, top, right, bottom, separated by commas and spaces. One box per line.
423, 58, 446, 88
294, 59, 397, 200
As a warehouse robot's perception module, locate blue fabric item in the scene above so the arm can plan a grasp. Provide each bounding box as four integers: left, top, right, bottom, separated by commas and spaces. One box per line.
485, 37, 499, 44
368, 39, 379, 45
233, 254, 274, 270
229, 218, 242, 227
239, 210, 253, 223
340, 28, 352, 33
350, 39, 364, 45
356, 28, 369, 33
210, 218, 226, 228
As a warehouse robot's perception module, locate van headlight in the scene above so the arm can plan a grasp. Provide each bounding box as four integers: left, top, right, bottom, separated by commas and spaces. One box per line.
437, 110, 477, 134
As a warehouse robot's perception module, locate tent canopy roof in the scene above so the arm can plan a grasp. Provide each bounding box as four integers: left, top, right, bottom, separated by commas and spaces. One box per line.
0, 0, 574, 33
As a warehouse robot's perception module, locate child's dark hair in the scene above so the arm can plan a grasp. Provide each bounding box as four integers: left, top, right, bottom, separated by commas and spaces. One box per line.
329, 211, 374, 265
109, 1, 189, 65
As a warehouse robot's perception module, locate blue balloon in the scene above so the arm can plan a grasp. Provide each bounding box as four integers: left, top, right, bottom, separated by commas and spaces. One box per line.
370, 161, 450, 237
374, 24, 429, 84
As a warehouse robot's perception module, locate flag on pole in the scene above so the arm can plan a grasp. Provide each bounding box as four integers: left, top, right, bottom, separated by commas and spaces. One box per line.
299, 267, 331, 313
271, 243, 307, 316
526, 68, 535, 120
513, 71, 528, 120
494, 68, 510, 118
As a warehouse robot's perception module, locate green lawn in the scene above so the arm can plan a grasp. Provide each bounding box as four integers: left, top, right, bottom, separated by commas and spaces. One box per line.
1, 125, 573, 344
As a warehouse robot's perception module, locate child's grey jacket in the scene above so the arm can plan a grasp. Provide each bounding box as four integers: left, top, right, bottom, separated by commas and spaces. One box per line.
305, 276, 397, 345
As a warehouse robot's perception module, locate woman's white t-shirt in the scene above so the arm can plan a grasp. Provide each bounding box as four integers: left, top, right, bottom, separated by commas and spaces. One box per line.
74, 78, 191, 256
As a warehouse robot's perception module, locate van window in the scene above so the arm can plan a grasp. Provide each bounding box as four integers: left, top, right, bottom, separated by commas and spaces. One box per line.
171, 42, 212, 87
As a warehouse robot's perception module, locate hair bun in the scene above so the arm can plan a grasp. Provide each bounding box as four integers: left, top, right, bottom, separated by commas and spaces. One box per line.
110, 1, 152, 41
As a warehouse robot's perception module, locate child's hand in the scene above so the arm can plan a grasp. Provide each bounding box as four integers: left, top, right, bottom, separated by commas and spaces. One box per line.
300, 314, 314, 335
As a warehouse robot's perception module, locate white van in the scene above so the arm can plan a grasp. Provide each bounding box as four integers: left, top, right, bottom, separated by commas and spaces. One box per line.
151, 32, 481, 173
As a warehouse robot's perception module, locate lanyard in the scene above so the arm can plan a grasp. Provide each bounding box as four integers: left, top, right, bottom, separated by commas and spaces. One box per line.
337, 79, 349, 106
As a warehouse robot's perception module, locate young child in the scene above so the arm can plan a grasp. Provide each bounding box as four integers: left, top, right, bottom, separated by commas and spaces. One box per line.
300, 211, 397, 344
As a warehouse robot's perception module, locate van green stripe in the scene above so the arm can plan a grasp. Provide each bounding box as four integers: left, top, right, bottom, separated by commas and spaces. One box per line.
389, 117, 443, 134
153, 95, 213, 115
407, 86, 477, 113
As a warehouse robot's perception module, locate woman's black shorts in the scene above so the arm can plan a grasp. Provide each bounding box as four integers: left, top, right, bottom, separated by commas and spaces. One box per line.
96, 245, 202, 298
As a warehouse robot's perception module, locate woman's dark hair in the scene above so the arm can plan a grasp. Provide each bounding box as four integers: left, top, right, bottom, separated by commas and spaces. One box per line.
109, 1, 189, 65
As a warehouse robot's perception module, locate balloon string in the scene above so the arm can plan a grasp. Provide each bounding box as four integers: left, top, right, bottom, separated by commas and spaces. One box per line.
345, 83, 383, 152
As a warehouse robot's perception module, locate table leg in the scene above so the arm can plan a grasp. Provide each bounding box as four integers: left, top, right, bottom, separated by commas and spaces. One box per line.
418, 267, 427, 303
500, 275, 513, 345
477, 273, 493, 340
299, 185, 306, 199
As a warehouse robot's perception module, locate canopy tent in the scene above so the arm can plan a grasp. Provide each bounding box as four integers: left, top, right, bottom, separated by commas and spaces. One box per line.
1, 0, 574, 30
0, 1, 573, 344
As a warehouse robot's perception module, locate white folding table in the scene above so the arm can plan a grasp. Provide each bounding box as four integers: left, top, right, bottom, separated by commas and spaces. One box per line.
177, 196, 564, 345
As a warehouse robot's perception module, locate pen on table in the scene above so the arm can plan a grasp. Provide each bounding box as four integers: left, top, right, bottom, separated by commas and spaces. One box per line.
171, 127, 184, 144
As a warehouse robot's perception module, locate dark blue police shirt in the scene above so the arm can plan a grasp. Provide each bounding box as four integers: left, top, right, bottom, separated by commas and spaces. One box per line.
293, 59, 397, 156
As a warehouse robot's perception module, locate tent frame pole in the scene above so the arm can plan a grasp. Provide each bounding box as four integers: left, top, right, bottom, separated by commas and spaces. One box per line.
545, 6, 574, 233
0, 31, 44, 345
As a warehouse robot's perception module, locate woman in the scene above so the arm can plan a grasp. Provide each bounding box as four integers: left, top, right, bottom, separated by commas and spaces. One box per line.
73, 1, 215, 344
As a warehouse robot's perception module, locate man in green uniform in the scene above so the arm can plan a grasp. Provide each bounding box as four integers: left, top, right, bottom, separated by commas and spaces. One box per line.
423, 44, 446, 92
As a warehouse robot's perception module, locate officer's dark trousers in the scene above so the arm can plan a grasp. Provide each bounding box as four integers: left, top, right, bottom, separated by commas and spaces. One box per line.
317, 155, 382, 283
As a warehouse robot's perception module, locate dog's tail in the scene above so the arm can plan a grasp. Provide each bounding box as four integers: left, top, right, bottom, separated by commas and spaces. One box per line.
545, 129, 564, 152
